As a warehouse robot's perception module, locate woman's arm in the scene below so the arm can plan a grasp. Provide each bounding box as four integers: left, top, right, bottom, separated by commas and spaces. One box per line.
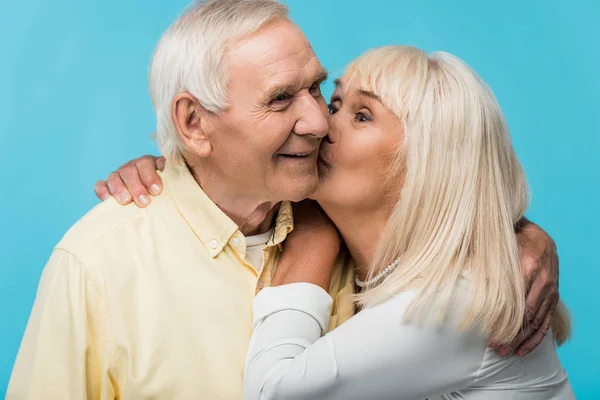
244, 202, 485, 399
244, 281, 486, 400
94, 155, 560, 356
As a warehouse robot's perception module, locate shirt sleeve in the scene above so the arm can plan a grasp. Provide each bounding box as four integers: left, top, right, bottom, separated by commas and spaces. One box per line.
7, 248, 114, 400
243, 282, 487, 400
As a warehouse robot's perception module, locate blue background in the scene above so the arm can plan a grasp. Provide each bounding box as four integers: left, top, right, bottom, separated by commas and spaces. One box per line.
0, 0, 598, 397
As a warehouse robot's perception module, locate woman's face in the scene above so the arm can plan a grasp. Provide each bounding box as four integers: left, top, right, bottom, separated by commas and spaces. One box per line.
311, 76, 404, 210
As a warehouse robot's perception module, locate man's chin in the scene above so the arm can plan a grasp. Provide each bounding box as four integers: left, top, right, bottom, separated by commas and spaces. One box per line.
274, 174, 318, 203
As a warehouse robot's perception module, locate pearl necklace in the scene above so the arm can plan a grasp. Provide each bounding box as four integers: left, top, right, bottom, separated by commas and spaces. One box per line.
355, 255, 401, 289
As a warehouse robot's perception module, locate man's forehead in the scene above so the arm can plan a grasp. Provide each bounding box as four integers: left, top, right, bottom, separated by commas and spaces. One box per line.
241, 42, 323, 85
226, 19, 323, 85
228, 19, 311, 65
235, 52, 327, 98
262, 58, 327, 87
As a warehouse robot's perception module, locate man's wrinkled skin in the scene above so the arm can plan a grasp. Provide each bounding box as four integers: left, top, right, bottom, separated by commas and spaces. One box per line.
95, 155, 561, 357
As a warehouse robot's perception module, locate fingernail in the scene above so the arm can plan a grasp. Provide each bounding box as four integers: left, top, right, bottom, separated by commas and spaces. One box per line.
150, 184, 161, 195
119, 192, 131, 203
519, 350, 529, 357
499, 346, 513, 357
138, 195, 150, 206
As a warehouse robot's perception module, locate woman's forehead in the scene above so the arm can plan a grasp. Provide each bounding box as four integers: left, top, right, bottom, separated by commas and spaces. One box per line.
333, 76, 383, 103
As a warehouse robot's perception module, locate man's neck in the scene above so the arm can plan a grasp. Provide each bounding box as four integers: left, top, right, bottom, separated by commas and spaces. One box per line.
185, 158, 279, 236
318, 201, 391, 281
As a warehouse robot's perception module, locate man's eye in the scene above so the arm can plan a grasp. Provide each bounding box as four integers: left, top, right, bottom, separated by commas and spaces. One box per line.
272, 93, 291, 102
310, 83, 322, 96
328, 104, 338, 115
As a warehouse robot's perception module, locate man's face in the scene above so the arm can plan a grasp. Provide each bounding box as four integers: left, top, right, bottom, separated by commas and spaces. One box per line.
204, 19, 329, 202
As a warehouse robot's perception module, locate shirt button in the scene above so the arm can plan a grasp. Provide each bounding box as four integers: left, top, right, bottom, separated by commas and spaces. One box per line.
231, 237, 241, 247
257, 280, 264, 290
208, 240, 219, 249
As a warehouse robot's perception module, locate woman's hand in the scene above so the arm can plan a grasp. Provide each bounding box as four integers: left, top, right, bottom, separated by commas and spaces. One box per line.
271, 200, 341, 291
94, 155, 166, 207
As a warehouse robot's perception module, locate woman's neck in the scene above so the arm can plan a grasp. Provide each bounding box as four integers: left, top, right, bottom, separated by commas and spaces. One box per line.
318, 201, 391, 281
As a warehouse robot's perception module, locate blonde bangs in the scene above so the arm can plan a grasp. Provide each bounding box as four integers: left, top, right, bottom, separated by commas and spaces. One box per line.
344, 46, 429, 123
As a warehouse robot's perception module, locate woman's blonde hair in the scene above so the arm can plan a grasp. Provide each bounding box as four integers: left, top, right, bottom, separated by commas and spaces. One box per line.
350, 46, 569, 345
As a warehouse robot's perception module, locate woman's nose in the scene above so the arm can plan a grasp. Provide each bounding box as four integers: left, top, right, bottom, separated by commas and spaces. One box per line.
326, 118, 340, 144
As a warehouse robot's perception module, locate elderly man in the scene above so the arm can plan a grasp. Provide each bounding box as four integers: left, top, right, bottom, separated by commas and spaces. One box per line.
9, 0, 559, 399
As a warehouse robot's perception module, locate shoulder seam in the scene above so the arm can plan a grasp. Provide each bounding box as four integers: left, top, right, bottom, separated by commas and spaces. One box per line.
58, 210, 149, 257
52, 248, 118, 378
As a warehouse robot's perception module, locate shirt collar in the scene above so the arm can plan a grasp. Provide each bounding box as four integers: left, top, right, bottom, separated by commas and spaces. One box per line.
271, 200, 293, 247
161, 160, 294, 257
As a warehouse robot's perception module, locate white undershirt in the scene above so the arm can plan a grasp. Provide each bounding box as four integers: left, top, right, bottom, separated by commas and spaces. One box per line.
244, 228, 274, 274
243, 279, 574, 400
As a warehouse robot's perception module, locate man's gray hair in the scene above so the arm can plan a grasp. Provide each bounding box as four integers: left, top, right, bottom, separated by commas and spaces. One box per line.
149, 0, 289, 160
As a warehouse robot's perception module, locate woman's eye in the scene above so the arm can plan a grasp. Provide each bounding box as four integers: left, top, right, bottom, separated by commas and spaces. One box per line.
355, 112, 371, 122
328, 104, 338, 115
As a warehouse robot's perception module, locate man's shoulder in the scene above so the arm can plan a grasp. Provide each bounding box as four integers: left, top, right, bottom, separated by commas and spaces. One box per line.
56, 196, 168, 258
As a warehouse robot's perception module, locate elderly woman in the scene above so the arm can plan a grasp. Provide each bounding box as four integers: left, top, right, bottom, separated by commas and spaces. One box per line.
239, 46, 573, 399
98, 46, 571, 398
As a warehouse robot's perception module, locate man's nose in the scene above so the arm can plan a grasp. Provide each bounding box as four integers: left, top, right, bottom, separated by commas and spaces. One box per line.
292, 94, 329, 138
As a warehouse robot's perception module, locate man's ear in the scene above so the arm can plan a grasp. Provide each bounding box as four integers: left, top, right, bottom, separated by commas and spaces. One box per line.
171, 92, 212, 157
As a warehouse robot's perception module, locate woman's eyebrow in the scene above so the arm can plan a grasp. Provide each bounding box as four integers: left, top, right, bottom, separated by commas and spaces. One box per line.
334, 79, 380, 101
357, 89, 381, 101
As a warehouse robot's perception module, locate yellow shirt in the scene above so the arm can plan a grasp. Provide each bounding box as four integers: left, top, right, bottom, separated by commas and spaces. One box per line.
7, 161, 355, 400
